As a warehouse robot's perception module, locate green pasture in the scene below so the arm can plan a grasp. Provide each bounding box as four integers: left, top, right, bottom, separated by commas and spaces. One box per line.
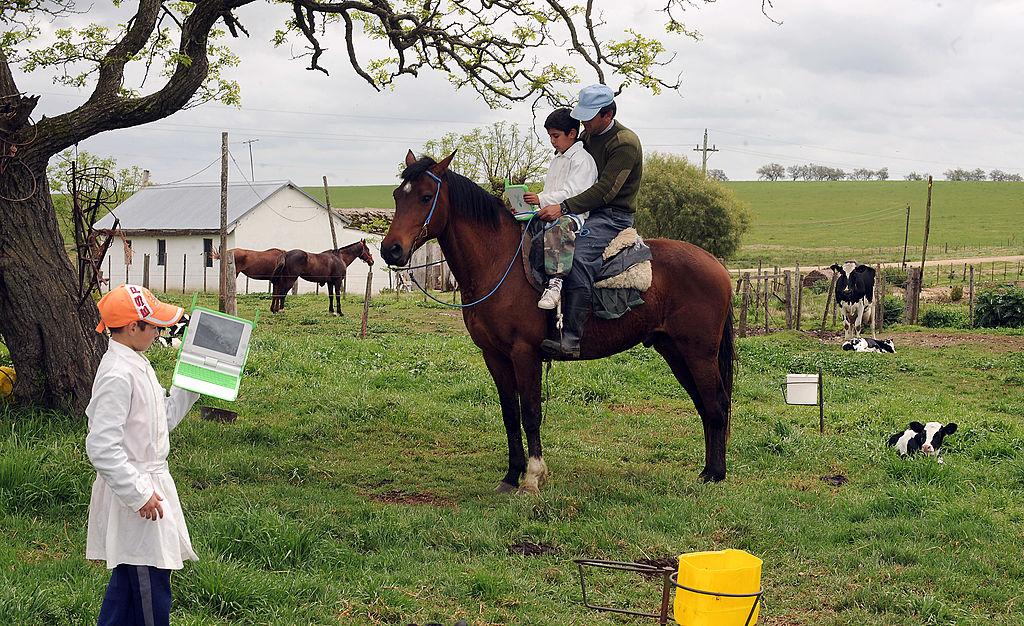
3, 292, 1024, 625
302, 181, 1024, 268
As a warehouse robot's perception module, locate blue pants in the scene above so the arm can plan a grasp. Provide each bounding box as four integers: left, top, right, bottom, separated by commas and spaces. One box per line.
564, 208, 635, 293
97, 564, 172, 626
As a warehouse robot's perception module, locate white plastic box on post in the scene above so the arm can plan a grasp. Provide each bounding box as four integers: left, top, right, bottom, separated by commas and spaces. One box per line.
782, 368, 826, 433
784, 374, 819, 405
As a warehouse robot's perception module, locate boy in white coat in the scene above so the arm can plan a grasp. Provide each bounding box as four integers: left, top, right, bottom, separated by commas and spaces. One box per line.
524, 108, 598, 309
86, 284, 200, 626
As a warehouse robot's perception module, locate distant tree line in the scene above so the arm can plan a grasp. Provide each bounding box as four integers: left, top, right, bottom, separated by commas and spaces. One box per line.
755, 163, 888, 181
758, 163, 1022, 182
941, 168, 1022, 182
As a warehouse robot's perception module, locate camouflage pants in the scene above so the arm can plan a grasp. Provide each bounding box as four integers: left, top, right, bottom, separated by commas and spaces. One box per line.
543, 216, 578, 277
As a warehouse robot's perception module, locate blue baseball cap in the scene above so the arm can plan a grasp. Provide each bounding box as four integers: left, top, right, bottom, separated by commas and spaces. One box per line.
570, 84, 614, 121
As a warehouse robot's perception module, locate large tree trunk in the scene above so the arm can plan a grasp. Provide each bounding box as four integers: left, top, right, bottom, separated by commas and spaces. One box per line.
0, 157, 106, 414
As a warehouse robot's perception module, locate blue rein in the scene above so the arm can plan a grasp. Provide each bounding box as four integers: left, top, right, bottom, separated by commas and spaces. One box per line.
390, 170, 536, 309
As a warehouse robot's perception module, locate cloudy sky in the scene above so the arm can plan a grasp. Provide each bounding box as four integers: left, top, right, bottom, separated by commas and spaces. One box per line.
16, 0, 1024, 187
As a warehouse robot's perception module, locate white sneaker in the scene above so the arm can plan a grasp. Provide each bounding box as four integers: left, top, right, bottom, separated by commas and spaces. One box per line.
538, 278, 562, 310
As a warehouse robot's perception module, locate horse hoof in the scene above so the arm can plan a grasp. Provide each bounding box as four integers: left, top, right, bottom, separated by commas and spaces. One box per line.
517, 483, 540, 496
699, 469, 726, 483
495, 481, 518, 494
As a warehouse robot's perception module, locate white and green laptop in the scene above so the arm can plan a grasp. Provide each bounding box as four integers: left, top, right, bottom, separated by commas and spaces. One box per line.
172, 306, 254, 401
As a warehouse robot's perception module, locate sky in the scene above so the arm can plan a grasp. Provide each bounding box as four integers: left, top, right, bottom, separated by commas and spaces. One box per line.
14, 0, 1024, 188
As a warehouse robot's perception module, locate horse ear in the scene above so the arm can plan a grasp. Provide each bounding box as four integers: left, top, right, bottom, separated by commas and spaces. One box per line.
434, 150, 457, 174
405, 150, 417, 167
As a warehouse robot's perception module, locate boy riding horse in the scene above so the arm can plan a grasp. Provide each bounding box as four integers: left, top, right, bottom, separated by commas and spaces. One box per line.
537, 84, 643, 359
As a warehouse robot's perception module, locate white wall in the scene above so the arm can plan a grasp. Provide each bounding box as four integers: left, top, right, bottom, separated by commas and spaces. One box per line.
106, 186, 382, 295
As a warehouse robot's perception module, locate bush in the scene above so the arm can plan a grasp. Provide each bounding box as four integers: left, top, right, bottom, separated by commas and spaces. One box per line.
950, 285, 964, 302
881, 267, 908, 288
635, 153, 751, 259
920, 306, 968, 329
807, 279, 830, 295
974, 286, 1024, 328
883, 295, 904, 325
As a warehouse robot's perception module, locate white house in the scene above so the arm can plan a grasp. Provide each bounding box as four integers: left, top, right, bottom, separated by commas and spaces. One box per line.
94, 181, 382, 295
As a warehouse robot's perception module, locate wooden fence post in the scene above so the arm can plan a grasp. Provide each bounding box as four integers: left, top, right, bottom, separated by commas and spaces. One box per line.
754, 264, 762, 323
904, 267, 922, 325
245, 275, 249, 295
764, 276, 770, 334
739, 273, 750, 338
795, 268, 804, 331
968, 265, 975, 326
181, 253, 186, 293
162, 257, 167, 292
822, 274, 837, 331
784, 270, 793, 329
203, 262, 207, 293
224, 250, 237, 316
874, 263, 884, 333
360, 270, 373, 339
142, 254, 150, 289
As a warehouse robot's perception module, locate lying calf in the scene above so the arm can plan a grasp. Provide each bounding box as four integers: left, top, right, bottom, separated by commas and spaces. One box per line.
156, 314, 190, 349
842, 337, 895, 353
888, 421, 958, 463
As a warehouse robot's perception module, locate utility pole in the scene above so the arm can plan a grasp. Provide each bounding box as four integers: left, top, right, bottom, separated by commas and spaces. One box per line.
241, 138, 258, 180
901, 204, 911, 268
219, 132, 229, 312
323, 175, 339, 251
920, 176, 933, 275
692, 128, 719, 177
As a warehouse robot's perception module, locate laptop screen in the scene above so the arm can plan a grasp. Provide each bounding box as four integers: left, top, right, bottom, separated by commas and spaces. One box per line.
192, 312, 246, 356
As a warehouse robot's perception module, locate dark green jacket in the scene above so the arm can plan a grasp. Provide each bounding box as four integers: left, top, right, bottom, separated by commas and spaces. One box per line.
563, 121, 643, 215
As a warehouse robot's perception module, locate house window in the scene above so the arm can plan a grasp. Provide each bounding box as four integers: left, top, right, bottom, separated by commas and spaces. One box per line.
203, 238, 214, 268
157, 239, 166, 266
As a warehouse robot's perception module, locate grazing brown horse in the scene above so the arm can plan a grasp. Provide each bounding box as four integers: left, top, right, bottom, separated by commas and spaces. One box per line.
225, 247, 286, 280
270, 240, 374, 314
381, 151, 734, 494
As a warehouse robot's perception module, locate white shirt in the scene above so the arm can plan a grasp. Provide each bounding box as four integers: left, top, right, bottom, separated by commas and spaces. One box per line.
537, 141, 599, 219
85, 340, 200, 570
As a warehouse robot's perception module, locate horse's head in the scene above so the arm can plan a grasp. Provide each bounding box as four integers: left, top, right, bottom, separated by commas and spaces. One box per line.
358, 239, 374, 266
381, 150, 455, 266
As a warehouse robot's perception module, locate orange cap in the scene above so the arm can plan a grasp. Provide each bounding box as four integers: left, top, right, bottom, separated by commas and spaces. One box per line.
95, 284, 184, 333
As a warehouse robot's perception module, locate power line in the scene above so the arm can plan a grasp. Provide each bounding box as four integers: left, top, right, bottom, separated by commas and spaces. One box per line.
226, 150, 322, 223
159, 156, 222, 185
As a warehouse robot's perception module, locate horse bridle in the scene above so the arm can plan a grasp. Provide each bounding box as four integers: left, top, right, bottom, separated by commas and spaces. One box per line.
412, 170, 443, 250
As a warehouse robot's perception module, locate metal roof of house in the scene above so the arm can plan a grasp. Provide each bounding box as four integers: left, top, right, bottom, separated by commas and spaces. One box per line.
94, 180, 346, 232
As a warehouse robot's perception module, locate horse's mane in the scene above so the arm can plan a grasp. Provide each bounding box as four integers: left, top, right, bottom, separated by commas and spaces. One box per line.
335, 240, 365, 254
401, 157, 507, 229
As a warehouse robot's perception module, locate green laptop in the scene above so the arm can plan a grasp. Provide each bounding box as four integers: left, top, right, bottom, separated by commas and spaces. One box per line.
172, 306, 254, 401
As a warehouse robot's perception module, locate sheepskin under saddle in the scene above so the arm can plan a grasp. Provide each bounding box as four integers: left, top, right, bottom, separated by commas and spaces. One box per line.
524, 225, 652, 320
591, 228, 652, 319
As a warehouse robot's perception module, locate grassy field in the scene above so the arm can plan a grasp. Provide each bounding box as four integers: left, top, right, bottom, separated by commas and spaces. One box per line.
302, 181, 1024, 268
3, 292, 1024, 625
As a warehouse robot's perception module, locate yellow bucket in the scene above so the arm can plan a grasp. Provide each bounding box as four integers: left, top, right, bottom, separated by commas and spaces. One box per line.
673, 549, 762, 626
0, 366, 14, 398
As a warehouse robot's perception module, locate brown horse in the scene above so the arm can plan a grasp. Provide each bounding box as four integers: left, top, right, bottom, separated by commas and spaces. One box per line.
270, 240, 374, 314
381, 151, 734, 494
228, 247, 286, 280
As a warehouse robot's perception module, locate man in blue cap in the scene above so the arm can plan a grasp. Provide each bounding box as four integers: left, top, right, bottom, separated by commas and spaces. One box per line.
536, 83, 643, 359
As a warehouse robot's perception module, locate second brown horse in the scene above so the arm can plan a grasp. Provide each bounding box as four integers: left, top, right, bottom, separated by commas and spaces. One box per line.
270, 240, 374, 314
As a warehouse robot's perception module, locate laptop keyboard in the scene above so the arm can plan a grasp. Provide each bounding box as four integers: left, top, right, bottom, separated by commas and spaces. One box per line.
177, 362, 237, 388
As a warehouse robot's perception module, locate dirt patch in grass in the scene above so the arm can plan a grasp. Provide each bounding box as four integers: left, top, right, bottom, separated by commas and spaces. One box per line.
886, 331, 1024, 352
508, 541, 558, 557
820, 474, 848, 488
364, 490, 454, 507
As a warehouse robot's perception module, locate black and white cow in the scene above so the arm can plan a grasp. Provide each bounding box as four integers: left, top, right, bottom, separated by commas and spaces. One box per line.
842, 338, 895, 353
156, 314, 190, 349
887, 421, 958, 463
830, 261, 876, 340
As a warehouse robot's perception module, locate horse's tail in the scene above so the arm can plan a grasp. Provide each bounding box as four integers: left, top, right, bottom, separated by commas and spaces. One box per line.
719, 306, 735, 440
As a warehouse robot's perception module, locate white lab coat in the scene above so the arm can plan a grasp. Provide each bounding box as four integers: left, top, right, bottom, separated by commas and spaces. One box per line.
537, 141, 599, 221
85, 340, 200, 570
